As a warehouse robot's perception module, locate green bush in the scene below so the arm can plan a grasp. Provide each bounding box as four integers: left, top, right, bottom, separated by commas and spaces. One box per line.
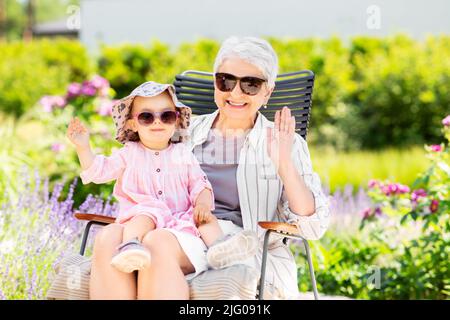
1, 35, 449, 149
0, 39, 93, 116
297, 115, 450, 299
343, 34, 450, 149
97, 40, 174, 98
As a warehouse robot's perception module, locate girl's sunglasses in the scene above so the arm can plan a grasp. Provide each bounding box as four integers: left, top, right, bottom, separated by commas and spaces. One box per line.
132, 110, 179, 126
214, 72, 266, 96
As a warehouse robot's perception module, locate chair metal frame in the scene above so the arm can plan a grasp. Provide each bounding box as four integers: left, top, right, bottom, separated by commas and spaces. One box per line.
75, 68, 320, 300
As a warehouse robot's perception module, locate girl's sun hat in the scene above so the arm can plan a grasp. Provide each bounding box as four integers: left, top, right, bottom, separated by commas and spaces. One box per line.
111, 81, 192, 144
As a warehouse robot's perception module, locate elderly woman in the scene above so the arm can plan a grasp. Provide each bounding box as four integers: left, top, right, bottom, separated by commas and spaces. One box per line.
89, 36, 329, 299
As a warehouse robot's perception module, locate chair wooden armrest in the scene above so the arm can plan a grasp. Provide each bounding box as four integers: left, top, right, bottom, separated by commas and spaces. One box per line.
258, 221, 301, 237
74, 212, 116, 225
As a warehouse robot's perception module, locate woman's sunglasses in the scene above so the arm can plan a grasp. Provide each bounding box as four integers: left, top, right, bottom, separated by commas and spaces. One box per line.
214, 72, 266, 96
131, 110, 179, 126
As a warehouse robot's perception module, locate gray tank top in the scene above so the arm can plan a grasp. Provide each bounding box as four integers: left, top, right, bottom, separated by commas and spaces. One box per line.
192, 128, 247, 227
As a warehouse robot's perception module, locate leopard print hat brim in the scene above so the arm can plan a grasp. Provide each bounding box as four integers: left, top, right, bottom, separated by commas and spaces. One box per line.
111, 81, 192, 144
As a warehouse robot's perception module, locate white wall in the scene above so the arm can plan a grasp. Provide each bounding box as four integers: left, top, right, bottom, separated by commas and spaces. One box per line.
80, 0, 450, 51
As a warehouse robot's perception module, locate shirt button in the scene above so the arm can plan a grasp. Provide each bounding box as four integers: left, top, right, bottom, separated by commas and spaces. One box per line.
158, 191, 162, 195
155, 152, 159, 155
156, 168, 161, 172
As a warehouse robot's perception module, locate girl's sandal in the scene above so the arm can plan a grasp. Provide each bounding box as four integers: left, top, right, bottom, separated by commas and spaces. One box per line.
110, 238, 151, 273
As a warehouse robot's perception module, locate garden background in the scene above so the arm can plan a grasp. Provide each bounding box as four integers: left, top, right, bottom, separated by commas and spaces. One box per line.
0, 0, 449, 300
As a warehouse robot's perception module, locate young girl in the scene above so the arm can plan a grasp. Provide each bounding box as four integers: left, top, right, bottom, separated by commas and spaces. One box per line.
67, 81, 258, 274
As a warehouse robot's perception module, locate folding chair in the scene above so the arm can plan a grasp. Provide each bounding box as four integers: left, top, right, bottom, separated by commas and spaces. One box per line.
74, 69, 319, 300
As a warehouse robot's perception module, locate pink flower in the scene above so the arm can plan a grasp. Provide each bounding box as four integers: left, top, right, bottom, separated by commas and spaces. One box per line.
430, 199, 439, 213
361, 207, 382, 220
388, 184, 398, 194
381, 184, 391, 196
368, 179, 379, 189
411, 189, 427, 202
39, 95, 67, 112
81, 81, 97, 96
97, 99, 116, 116
430, 145, 442, 152
67, 83, 82, 99
40, 96, 54, 112
51, 143, 66, 153
397, 184, 410, 194
90, 75, 110, 90
442, 115, 450, 127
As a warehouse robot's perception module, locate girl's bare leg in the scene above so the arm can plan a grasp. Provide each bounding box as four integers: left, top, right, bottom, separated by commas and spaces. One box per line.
122, 215, 156, 243
197, 215, 224, 247
89, 223, 136, 299
137, 229, 195, 299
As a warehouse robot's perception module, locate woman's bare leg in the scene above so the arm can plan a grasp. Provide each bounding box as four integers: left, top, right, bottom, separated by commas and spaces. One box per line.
137, 229, 195, 299
89, 223, 136, 299
122, 215, 156, 243
198, 215, 224, 247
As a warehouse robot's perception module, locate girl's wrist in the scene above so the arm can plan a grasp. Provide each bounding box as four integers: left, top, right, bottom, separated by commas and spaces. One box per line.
76, 143, 91, 152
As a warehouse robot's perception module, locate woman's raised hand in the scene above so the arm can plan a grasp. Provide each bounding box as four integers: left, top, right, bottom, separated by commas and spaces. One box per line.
266, 106, 296, 171
67, 117, 90, 148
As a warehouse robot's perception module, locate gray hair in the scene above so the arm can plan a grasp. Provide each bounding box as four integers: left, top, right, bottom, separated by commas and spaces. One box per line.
213, 36, 279, 88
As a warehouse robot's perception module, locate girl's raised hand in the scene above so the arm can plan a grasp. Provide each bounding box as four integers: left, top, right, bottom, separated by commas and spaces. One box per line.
67, 117, 90, 148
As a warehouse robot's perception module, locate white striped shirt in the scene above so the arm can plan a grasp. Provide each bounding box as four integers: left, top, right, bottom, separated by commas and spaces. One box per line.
187, 110, 330, 298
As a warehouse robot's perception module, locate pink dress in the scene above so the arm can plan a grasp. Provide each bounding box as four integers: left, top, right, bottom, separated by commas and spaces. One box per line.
79, 141, 215, 237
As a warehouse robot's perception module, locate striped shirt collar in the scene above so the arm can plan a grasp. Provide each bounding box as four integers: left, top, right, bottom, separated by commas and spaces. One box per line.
192, 109, 270, 150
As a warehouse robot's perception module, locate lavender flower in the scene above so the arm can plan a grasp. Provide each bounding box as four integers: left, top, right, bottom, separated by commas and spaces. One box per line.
0, 167, 117, 299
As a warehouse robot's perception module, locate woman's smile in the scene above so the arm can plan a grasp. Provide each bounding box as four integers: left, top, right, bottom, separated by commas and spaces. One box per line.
226, 100, 248, 108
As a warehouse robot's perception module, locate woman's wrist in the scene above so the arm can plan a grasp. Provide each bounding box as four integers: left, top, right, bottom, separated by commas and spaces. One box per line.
277, 159, 296, 178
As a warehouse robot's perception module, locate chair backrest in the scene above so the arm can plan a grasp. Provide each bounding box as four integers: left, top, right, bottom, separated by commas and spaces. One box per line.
173, 70, 315, 140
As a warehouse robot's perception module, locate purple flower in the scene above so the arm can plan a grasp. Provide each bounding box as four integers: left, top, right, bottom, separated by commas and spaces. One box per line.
361, 207, 372, 219
374, 207, 382, 216
430, 199, 439, 213
67, 83, 82, 99
430, 145, 442, 152
442, 115, 450, 127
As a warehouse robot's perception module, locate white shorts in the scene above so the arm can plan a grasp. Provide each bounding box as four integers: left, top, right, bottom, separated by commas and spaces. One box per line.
165, 219, 243, 280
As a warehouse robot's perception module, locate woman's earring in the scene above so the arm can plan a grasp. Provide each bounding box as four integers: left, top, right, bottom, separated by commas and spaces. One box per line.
263, 105, 267, 109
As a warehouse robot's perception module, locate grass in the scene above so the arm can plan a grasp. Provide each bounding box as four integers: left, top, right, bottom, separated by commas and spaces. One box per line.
310, 145, 429, 193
